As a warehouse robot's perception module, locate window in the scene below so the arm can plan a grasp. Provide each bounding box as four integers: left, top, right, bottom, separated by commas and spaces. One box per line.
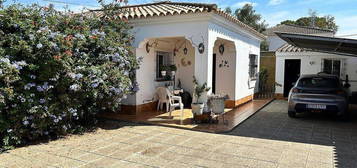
297, 77, 339, 88
322, 59, 341, 77
156, 51, 173, 79
249, 54, 258, 80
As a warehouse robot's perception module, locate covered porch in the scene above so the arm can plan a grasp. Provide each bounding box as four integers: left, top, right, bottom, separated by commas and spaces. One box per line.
99, 99, 273, 133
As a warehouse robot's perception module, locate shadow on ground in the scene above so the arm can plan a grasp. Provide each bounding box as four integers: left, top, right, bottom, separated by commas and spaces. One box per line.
225, 100, 357, 168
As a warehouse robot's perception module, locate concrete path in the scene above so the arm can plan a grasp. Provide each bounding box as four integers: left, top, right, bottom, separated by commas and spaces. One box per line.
1, 100, 356, 168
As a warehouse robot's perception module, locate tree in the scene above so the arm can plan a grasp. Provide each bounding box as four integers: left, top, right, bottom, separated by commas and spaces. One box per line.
224, 7, 232, 14
0, 1, 140, 151
225, 4, 268, 33
279, 10, 338, 32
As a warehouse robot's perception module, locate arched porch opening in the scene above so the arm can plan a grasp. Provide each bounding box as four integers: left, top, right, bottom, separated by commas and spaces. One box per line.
212, 38, 237, 105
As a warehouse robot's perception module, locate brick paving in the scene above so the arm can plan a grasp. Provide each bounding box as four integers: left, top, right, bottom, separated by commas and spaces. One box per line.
1, 100, 357, 168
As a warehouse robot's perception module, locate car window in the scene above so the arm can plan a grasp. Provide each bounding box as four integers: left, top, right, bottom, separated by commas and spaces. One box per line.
297, 77, 339, 88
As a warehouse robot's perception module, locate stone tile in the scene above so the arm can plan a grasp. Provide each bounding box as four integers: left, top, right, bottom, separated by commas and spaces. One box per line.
3, 100, 357, 168
77, 153, 105, 163
306, 161, 333, 168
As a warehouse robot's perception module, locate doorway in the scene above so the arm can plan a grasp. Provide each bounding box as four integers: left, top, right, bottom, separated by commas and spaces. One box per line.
284, 59, 301, 97
212, 53, 217, 94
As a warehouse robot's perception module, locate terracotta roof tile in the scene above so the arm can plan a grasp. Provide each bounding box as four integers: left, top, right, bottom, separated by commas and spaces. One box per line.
264, 24, 335, 36
90, 1, 265, 40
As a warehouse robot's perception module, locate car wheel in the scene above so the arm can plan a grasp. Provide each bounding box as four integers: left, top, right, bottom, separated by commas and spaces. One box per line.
288, 111, 296, 118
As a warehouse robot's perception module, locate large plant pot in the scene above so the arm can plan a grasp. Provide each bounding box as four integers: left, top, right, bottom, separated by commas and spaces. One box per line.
191, 103, 204, 115
208, 97, 225, 115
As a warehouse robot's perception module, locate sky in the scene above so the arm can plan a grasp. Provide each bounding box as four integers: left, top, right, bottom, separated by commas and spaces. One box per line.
4, 0, 357, 36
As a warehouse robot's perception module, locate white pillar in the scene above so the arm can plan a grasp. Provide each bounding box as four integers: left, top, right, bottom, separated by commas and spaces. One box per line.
193, 35, 215, 94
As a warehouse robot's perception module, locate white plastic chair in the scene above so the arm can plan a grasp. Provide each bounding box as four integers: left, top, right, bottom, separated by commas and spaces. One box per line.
155, 87, 184, 124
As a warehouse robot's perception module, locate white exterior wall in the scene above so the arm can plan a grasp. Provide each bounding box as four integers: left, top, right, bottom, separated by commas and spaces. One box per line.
208, 14, 261, 100
275, 52, 357, 95
122, 13, 263, 105
213, 40, 236, 100
122, 14, 210, 105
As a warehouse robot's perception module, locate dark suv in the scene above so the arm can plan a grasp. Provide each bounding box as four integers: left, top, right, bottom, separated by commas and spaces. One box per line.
288, 74, 349, 118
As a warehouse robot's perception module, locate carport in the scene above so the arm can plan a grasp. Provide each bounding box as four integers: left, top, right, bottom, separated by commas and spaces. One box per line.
275, 32, 357, 56
275, 32, 357, 99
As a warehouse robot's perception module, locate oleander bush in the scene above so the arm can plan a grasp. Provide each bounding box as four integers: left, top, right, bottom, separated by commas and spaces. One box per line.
0, 2, 140, 151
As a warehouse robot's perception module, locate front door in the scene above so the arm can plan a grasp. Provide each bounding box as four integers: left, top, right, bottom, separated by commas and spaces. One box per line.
284, 59, 301, 97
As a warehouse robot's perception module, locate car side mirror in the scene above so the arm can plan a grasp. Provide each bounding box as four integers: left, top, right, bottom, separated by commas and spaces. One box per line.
292, 82, 296, 86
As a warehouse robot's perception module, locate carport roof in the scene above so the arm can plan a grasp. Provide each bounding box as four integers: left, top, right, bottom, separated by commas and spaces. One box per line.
276, 32, 357, 56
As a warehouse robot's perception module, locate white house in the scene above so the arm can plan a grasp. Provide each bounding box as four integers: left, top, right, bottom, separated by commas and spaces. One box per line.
264, 25, 357, 98
275, 44, 357, 97
94, 2, 265, 114
264, 24, 335, 52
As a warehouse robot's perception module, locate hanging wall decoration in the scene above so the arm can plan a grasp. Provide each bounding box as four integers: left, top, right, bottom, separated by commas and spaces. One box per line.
145, 40, 158, 53
219, 60, 229, 68
173, 48, 178, 56
188, 36, 205, 54
198, 43, 205, 54
219, 44, 225, 55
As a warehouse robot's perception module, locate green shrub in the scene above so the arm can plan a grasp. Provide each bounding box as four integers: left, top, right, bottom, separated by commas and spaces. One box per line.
0, 3, 140, 151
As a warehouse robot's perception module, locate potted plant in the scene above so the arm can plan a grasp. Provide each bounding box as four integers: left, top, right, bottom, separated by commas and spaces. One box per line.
191, 76, 210, 115
208, 94, 229, 115
170, 64, 177, 76
160, 65, 168, 77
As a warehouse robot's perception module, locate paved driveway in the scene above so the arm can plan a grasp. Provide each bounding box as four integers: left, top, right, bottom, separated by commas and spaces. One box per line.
1, 100, 357, 168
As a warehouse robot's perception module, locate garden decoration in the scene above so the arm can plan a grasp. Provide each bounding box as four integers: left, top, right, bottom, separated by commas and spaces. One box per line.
160, 65, 169, 77
191, 76, 210, 115
170, 65, 177, 76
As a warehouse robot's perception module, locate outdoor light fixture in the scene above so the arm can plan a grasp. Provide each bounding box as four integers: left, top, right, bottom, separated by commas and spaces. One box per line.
198, 43, 205, 54
183, 47, 188, 55
219, 44, 225, 55
183, 41, 188, 55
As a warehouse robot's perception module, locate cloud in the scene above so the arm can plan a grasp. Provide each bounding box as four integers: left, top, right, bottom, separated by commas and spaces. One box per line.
268, 0, 284, 6
232, 1, 258, 8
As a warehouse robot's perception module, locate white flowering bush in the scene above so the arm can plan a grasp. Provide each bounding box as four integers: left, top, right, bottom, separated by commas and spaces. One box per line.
0, 3, 140, 151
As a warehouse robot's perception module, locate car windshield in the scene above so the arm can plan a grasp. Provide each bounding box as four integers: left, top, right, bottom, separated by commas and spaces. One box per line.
297, 77, 339, 88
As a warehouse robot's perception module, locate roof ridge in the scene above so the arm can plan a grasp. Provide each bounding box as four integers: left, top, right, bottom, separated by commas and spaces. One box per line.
109, 1, 217, 10
283, 24, 334, 32
89, 1, 265, 40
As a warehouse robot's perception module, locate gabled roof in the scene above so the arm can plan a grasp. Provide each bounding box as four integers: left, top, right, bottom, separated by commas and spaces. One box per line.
90, 1, 265, 40
264, 24, 335, 36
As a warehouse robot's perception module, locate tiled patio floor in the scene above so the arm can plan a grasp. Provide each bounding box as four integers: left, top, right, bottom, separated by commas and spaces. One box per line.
98, 99, 273, 133
1, 100, 357, 168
